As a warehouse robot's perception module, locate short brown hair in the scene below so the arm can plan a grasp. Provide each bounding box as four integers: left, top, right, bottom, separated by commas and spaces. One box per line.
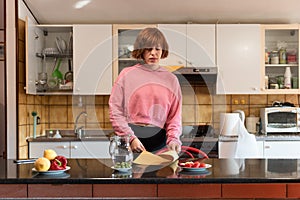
131, 27, 169, 59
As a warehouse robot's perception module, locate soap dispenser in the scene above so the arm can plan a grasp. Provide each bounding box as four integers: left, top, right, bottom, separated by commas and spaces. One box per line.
53, 130, 62, 138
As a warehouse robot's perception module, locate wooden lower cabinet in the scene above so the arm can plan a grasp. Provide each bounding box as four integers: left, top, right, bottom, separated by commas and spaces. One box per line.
287, 183, 300, 198
0, 184, 27, 198
222, 183, 286, 198
93, 184, 157, 197
27, 184, 92, 198
158, 184, 222, 198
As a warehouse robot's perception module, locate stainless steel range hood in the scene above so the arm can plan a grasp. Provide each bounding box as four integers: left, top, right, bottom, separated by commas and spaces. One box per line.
173, 67, 218, 85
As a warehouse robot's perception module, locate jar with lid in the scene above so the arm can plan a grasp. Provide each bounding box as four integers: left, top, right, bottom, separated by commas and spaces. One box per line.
279, 48, 287, 64
270, 51, 279, 64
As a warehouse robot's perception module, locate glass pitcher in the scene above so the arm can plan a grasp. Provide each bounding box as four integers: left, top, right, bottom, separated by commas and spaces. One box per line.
109, 135, 133, 168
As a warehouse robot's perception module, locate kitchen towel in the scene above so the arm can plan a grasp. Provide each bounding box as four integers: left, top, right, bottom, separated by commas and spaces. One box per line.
219, 113, 240, 136
235, 118, 259, 158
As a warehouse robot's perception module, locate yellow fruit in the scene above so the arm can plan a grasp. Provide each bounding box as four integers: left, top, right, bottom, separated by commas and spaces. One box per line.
34, 157, 51, 171
43, 149, 57, 160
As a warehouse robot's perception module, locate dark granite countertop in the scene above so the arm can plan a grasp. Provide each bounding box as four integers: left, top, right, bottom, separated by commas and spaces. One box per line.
3, 158, 300, 184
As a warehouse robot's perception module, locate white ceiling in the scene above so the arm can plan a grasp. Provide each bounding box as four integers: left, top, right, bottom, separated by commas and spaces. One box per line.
23, 0, 300, 24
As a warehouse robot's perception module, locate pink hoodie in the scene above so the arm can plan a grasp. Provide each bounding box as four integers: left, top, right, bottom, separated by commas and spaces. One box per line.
109, 64, 182, 145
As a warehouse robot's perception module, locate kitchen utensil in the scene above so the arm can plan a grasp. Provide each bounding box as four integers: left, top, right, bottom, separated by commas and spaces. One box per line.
67, 32, 73, 54
52, 58, 63, 81
64, 59, 73, 82
60, 37, 67, 53
55, 37, 63, 54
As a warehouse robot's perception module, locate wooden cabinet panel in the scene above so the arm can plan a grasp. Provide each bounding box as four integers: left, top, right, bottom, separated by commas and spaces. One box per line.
93, 184, 157, 197
0, 184, 27, 198
287, 183, 300, 198
158, 184, 221, 198
28, 184, 92, 198
222, 183, 286, 198
0, 0, 4, 29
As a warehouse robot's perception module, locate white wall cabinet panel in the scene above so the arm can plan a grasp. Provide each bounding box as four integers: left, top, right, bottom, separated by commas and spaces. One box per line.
186, 24, 216, 67
70, 141, 110, 158
218, 140, 264, 158
217, 24, 261, 94
25, 17, 44, 94
264, 141, 300, 158
158, 24, 187, 66
73, 25, 112, 95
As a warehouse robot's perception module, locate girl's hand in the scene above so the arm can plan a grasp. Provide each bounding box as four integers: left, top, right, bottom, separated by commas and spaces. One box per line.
167, 142, 181, 154
130, 138, 146, 153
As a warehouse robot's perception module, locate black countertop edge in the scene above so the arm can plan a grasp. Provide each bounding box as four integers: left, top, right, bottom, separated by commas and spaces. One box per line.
3, 178, 300, 184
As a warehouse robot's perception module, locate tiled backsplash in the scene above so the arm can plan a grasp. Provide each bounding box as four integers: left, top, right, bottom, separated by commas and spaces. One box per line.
17, 19, 300, 158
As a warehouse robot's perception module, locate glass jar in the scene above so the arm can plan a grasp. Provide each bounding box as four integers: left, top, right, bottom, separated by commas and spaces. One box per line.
270, 51, 279, 64
109, 135, 133, 168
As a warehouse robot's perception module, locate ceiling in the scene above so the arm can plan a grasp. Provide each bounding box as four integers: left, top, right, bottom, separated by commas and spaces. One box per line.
23, 0, 300, 25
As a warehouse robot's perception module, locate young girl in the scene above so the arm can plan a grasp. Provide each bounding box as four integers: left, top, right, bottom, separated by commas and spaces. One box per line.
109, 27, 182, 153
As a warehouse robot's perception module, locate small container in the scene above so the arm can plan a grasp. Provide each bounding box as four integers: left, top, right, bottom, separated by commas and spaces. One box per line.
292, 77, 298, 89
270, 51, 279, 64
264, 76, 269, 89
284, 67, 292, 89
279, 48, 287, 64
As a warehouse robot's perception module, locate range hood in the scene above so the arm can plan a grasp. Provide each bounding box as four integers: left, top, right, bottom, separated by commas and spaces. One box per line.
173, 67, 218, 85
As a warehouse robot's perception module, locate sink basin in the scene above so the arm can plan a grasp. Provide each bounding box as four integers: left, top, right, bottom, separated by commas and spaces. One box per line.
45, 129, 114, 139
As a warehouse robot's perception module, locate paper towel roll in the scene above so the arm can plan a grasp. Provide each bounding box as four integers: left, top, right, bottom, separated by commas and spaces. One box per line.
220, 113, 240, 136
246, 117, 259, 133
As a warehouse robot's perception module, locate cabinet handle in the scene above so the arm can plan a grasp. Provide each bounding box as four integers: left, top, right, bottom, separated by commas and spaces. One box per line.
72, 145, 78, 149
265, 145, 270, 149
60, 145, 68, 149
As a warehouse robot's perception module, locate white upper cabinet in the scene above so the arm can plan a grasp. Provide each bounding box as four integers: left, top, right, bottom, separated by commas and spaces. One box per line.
73, 25, 112, 95
25, 22, 112, 95
158, 24, 187, 66
158, 24, 216, 67
186, 24, 216, 67
217, 24, 261, 94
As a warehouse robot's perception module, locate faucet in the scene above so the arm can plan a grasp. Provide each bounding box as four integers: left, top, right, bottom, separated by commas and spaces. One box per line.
74, 111, 87, 138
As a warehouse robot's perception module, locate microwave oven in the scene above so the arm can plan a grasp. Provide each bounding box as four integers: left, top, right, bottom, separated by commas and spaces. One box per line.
260, 107, 300, 134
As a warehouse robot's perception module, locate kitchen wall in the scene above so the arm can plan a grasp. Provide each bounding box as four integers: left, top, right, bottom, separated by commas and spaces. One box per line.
17, 19, 300, 159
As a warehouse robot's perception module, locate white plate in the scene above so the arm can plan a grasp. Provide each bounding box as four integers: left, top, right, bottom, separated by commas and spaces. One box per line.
111, 166, 132, 173
32, 166, 70, 175
181, 164, 212, 172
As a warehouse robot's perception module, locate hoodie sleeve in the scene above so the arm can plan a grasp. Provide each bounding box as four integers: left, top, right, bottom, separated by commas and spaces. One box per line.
164, 78, 182, 145
109, 77, 135, 140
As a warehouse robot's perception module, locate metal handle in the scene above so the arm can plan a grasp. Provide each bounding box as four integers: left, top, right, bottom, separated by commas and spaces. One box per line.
265, 145, 270, 149
72, 145, 78, 149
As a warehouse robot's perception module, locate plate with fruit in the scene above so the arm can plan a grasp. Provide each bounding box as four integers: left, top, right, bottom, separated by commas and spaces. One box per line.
32, 149, 70, 175
178, 161, 211, 172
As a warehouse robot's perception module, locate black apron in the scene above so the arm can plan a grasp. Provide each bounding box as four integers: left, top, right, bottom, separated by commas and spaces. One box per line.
128, 123, 166, 152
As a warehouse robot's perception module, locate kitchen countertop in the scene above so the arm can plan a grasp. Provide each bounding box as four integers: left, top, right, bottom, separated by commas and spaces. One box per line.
4, 158, 300, 184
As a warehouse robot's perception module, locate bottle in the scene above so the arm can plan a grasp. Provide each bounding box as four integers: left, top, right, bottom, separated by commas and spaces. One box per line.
279, 48, 287, 64
284, 67, 291, 89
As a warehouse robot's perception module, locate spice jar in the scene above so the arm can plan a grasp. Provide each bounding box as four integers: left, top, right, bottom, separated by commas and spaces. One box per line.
270, 51, 279, 64
279, 48, 287, 64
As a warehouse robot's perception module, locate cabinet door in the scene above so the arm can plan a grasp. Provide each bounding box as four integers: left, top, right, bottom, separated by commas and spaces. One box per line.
219, 141, 264, 158
73, 25, 112, 95
186, 24, 216, 67
264, 141, 300, 158
25, 17, 44, 94
70, 141, 110, 158
217, 24, 261, 94
158, 24, 187, 66
28, 142, 70, 158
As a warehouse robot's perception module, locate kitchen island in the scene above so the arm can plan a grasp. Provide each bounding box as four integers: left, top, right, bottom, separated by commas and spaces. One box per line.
1, 158, 300, 199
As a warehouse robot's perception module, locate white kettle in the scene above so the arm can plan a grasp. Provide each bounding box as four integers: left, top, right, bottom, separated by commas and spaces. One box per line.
233, 110, 245, 123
